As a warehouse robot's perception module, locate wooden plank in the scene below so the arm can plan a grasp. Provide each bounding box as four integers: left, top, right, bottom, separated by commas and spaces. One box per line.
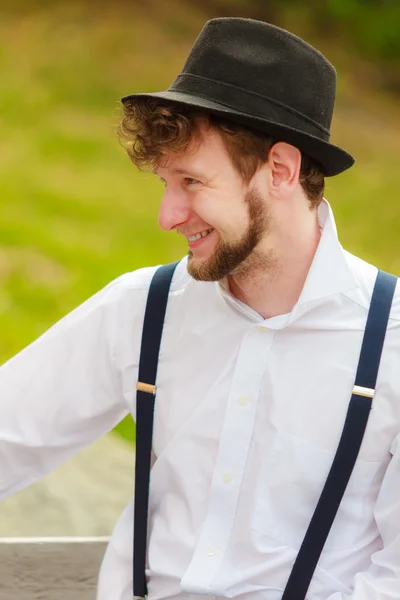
0, 538, 108, 600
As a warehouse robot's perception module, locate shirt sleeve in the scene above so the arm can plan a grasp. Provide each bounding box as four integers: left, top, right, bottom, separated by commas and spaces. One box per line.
0, 276, 131, 502
325, 432, 400, 600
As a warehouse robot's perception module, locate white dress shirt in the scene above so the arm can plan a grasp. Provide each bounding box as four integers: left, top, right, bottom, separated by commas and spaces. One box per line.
1, 200, 400, 600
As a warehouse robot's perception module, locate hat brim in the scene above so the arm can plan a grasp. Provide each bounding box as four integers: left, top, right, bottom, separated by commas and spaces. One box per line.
121, 90, 354, 177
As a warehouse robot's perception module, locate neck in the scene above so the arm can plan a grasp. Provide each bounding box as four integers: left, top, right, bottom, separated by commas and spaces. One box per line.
227, 210, 321, 320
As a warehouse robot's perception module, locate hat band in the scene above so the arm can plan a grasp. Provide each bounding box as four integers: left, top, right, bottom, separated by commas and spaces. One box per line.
168, 73, 331, 142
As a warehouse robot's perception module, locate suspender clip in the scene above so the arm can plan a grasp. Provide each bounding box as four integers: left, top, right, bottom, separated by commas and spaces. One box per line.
137, 381, 157, 395
352, 385, 375, 399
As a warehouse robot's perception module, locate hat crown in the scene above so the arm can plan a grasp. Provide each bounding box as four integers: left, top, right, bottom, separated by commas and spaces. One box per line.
181, 18, 336, 131
121, 17, 355, 176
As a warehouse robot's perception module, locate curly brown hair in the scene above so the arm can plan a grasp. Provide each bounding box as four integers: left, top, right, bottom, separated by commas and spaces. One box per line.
117, 98, 325, 208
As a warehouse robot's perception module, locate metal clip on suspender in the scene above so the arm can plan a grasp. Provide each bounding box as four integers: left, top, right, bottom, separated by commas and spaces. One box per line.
133, 267, 396, 600
282, 269, 397, 600
133, 262, 179, 600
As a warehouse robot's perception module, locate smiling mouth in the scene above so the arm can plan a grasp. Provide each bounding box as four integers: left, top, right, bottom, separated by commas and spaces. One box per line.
187, 228, 214, 242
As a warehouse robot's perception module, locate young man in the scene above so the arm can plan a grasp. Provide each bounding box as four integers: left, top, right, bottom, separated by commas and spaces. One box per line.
1, 17, 399, 600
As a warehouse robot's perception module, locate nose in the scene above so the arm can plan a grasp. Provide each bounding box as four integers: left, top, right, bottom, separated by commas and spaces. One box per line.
158, 188, 191, 231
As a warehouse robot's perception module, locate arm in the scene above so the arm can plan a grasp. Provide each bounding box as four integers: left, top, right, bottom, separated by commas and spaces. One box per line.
0, 277, 129, 501
325, 433, 400, 599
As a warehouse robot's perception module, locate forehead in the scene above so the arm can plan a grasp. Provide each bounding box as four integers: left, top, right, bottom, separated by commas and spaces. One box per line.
156, 122, 232, 176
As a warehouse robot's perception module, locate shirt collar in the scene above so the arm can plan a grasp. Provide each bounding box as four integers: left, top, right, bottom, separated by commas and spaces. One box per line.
296, 199, 356, 305
216, 199, 358, 321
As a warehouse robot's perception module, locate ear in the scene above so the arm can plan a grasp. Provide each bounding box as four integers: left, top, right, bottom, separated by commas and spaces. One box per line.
268, 142, 302, 198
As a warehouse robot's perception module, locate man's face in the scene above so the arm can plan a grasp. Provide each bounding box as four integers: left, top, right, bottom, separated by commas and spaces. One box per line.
156, 122, 272, 281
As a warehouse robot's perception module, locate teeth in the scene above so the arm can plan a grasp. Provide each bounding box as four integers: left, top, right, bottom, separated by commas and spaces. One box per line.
188, 228, 213, 242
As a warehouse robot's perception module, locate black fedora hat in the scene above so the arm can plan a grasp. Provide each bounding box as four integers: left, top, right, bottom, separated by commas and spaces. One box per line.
121, 18, 354, 177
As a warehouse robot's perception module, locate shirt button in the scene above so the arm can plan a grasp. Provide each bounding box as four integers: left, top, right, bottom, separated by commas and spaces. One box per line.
257, 325, 267, 331
206, 545, 217, 556
238, 395, 249, 406
222, 472, 233, 483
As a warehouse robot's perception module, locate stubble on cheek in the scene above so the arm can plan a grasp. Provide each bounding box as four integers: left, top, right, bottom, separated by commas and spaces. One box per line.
187, 188, 272, 282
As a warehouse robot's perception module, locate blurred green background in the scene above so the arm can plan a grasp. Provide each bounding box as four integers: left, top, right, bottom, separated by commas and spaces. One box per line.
0, 0, 399, 443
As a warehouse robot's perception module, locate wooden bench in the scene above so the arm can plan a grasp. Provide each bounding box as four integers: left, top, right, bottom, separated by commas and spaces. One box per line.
0, 537, 109, 600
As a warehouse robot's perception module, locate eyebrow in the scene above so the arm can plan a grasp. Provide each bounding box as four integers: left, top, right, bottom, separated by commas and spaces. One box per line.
154, 167, 207, 180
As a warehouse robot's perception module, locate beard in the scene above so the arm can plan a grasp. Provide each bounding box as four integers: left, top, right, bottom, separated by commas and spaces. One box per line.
187, 188, 273, 282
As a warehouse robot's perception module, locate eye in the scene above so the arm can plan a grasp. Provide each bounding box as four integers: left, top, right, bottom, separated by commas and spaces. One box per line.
184, 177, 200, 187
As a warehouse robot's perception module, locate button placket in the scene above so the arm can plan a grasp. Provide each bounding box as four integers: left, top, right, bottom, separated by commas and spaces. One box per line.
180, 327, 274, 594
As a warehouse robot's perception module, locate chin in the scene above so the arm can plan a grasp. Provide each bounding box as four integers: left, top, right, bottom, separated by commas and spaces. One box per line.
187, 254, 206, 280
186, 255, 221, 282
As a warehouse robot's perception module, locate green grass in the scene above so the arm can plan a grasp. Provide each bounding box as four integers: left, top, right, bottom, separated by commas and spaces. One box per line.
0, 2, 399, 444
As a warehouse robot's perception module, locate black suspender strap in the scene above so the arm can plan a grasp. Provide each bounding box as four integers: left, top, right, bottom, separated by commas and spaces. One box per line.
282, 269, 397, 600
133, 262, 179, 599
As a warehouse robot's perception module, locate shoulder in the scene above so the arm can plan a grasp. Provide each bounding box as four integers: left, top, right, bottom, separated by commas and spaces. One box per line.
106, 256, 189, 296
343, 250, 400, 324
51, 257, 190, 334
95, 256, 190, 318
